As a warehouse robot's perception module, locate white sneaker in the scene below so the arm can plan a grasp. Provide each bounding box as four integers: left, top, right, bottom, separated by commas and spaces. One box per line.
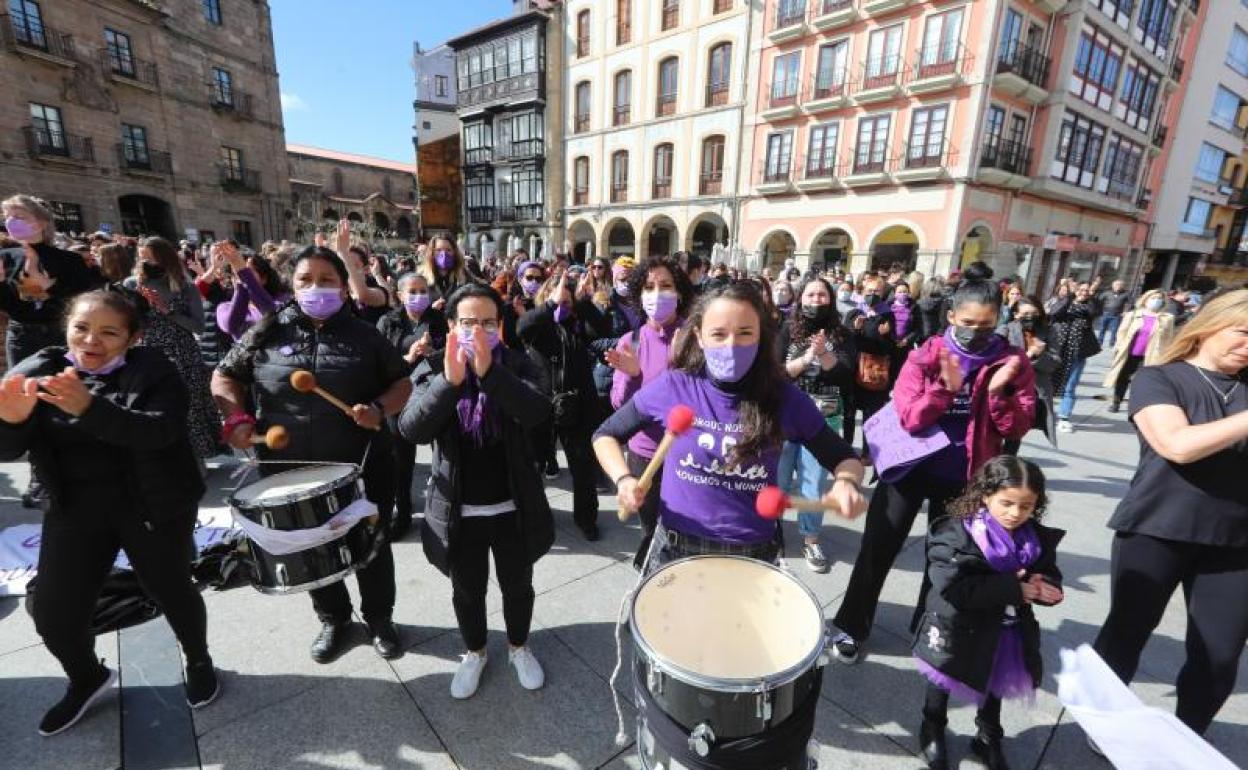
1057, 419, 1075, 434
450, 651, 487, 699
509, 645, 545, 690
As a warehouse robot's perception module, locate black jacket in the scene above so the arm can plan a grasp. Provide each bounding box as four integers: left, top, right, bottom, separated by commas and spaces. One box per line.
518, 298, 611, 415
0, 242, 105, 325
589, 291, 638, 398
0, 346, 204, 528
912, 517, 1065, 693
216, 304, 409, 465
376, 306, 449, 373
397, 347, 555, 574
916, 296, 946, 341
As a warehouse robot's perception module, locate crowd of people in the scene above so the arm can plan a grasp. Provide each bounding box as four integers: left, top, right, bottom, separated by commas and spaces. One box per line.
1, 191, 1246, 770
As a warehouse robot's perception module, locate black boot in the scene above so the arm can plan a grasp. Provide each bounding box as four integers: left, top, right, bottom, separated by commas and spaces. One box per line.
367, 618, 403, 660
919, 719, 949, 770
1108, 400, 1121, 413
309, 621, 351, 664
22, 477, 46, 509
970, 733, 1010, 770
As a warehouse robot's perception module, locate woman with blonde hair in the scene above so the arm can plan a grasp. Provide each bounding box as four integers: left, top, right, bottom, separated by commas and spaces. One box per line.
1093, 290, 1248, 743
1102, 289, 1176, 412
416, 232, 471, 311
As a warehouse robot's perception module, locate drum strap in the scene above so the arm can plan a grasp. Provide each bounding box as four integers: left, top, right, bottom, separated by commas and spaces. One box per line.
633, 663, 823, 770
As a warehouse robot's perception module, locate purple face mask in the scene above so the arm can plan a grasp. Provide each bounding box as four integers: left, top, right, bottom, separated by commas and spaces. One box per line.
457, 326, 501, 357
642, 290, 678, 325
4, 216, 39, 242
64, 351, 127, 376
404, 293, 431, 315
434, 250, 455, 271
703, 342, 759, 383
520, 278, 541, 296
296, 287, 344, 320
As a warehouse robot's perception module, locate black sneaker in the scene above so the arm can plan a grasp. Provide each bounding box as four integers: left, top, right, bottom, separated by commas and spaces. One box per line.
21, 478, 46, 509
829, 630, 861, 664
543, 460, 559, 480
185, 661, 220, 709
577, 520, 601, 542
803, 542, 830, 573
39, 667, 117, 737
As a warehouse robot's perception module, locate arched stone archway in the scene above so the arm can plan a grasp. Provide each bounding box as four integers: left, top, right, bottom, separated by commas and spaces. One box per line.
604, 218, 636, 258
373, 212, 391, 231
396, 216, 412, 240
687, 213, 728, 260
322, 208, 339, 221
760, 230, 797, 271
346, 211, 363, 223
869, 224, 920, 271
118, 194, 176, 239
810, 228, 854, 270
959, 224, 994, 268
568, 220, 596, 262
641, 215, 678, 257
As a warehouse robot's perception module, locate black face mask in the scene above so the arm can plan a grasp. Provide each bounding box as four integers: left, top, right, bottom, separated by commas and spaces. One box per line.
801, 304, 832, 325
1018, 317, 1039, 332
141, 261, 166, 280
952, 324, 995, 352
862, 293, 880, 306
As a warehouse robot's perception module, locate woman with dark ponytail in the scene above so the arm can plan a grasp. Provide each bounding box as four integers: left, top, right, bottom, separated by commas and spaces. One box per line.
830, 262, 1036, 665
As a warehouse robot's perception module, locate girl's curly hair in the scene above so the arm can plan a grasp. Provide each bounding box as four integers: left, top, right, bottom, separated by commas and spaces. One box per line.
946, 455, 1049, 522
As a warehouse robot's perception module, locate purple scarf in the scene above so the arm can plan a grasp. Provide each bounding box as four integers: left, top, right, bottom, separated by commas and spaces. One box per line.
891, 297, 913, 338
917, 509, 1042, 706
941, 327, 1007, 377
456, 348, 503, 447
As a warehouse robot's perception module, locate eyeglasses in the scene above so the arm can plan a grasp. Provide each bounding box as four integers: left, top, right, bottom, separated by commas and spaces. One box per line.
590, 265, 606, 271
457, 317, 500, 333
522, 274, 543, 282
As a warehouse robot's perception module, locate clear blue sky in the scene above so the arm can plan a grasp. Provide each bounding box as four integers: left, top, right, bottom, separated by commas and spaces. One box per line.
271, 0, 504, 162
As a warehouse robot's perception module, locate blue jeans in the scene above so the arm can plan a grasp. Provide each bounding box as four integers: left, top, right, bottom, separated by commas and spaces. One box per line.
1096, 314, 1121, 348
776, 442, 832, 539
1057, 357, 1087, 420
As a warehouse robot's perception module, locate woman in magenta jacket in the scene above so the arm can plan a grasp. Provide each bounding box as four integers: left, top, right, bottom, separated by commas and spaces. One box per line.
830, 263, 1036, 665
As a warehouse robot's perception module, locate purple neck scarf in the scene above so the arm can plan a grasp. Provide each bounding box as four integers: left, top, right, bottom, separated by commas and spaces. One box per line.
963, 508, 1041, 574
942, 327, 1007, 377
891, 297, 912, 338
456, 348, 504, 447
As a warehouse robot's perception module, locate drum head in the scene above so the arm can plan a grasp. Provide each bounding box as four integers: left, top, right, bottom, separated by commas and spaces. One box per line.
232, 464, 357, 506
632, 556, 824, 685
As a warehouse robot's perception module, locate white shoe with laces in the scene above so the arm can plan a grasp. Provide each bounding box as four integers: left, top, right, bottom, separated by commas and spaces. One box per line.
1057, 419, 1075, 434
450, 651, 487, 699
509, 645, 545, 690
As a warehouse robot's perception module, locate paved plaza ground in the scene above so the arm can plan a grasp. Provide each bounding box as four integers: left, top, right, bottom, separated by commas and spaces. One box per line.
2, 351, 1246, 770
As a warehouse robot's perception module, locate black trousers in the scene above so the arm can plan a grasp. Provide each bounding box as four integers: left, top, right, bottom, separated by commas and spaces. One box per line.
844, 390, 888, 453
1113, 354, 1145, 405
449, 511, 535, 651
923, 683, 1003, 740
391, 428, 418, 522
626, 449, 664, 569
309, 440, 397, 626
1094, 531, 1248, 735
833, 471, 963, 641
35, 507, 209, 685
556, 423, 600, 527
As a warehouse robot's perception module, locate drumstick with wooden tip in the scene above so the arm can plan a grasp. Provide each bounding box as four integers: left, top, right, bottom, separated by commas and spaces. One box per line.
249, 425, 290, 451
618, 404, 695, 523
754, 485, 842, 522
289, 370, 380, 430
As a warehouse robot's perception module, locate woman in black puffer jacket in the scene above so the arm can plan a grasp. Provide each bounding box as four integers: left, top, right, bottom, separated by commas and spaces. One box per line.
1048, 282, 1102, 433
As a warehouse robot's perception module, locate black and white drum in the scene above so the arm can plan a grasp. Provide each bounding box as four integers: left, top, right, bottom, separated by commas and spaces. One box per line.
229, 464, 375, 594
630, 556, 827, 770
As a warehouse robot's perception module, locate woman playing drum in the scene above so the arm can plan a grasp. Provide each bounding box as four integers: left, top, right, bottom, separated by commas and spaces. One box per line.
211, 246, 412, 663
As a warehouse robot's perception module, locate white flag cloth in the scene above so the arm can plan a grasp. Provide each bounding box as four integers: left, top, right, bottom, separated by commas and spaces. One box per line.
1057, 644, 1237, 770
231, 498, 377, 556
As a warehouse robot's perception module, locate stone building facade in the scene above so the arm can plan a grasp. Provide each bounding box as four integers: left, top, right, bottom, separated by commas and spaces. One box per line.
0, 0, 290, 245
286, 143, 418, 250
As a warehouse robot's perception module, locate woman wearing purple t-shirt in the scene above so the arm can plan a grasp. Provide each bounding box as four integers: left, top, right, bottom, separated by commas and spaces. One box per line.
604, 255, 694, 567
594, 282, 867, 571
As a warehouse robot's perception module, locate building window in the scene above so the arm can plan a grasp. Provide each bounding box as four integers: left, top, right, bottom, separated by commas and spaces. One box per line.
919, 9, 963, 78
1195, 143, 1229, 185
1050, 111, 1105, 189
121, 123, 149, 167
1181, 197, 1213, 235
511, 110, 544, 157
985, 105, 1005, 151
576, 10, 590, 58
1136, 0, 1177, 59
575, 81, 591, 133
701, 135, 725, 194
466, 174, 495, 220
657, 57, 678, 116
435, 75, 448, 97
1099, 134, 1144, 200
763, 130, 793, 182
707, 43, 731, 107
661, 0, 679, 31
48, 201, 83, 233
806, 122, 839, 177
221, 146, 244, 181
513, 166, 544, 220
1089, 0, 1133, 29
1116, 59, 1159, 131
1071, 25, 1124, 112
203, 0, 222, 25
813, 40, 848, 99
865, 24, 904, 88
522, 34, 539, 74
770, 51, 801, 107
714, 0, 732, 13
854, 114, 890, 174
231, 220, 253, 247
1231, 27, 1248, 78
1212, 86, 1245, 132
907, 105, 948, 166
211, 67, 233, 106
617, 0, 632, 45
10, 0, 47, 49
653, 143, 674, 199
463, 120, 493, 164
573, 156, 589, 205
104, 29, 135, 76
611, 150, 629, 202
614, 70, 632, 126
28, 102, 65, 152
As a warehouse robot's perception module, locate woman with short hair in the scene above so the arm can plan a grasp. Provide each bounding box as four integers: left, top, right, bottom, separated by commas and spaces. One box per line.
1102, 289, 1177, 413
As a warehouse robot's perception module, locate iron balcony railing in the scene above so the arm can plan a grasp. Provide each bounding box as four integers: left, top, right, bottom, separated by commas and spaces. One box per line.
116, 144, 172, 173
699, 171, 723, 195
1, 14, 75, 61
980, 139, 1032, 176
218, 164, 261, 192
996, 41, 1051, 89
100, 48, 158, 87
23, 126, 94, 162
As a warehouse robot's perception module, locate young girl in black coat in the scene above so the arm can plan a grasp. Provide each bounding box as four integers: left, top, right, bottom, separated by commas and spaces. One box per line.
913, 456, 1064, 770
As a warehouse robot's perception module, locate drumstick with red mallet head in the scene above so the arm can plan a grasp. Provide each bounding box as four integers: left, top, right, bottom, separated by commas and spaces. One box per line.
755, 485, 842, 522
617, 404, 695, 523
290, 370, 380, 431
250, 425, 290, 450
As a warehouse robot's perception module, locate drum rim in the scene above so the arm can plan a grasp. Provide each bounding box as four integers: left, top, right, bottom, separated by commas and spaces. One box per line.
228, 462, 361, 511
250, 563, 358, 594
629, 554, 827, 694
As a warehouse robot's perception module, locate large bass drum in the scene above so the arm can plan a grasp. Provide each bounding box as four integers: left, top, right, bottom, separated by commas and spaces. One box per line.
229, 463, 375, 594
630, 555, 827, 770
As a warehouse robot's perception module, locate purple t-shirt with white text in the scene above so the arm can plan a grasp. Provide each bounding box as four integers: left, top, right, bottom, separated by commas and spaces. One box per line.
632, 370, 826, 544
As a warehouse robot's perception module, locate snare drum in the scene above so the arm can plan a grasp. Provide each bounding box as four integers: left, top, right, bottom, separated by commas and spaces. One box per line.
630, 556, 827, 770
229, 464, 375, 594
